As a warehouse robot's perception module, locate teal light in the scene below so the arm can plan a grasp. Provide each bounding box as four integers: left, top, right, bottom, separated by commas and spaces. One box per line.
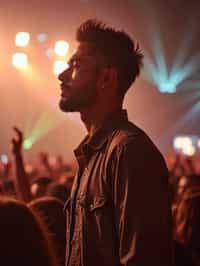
144, 55, 177, 93
159, 82, 176, 93
143, 25, 199, 93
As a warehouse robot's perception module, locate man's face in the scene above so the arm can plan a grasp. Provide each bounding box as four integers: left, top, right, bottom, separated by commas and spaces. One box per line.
58, 42, 100, 112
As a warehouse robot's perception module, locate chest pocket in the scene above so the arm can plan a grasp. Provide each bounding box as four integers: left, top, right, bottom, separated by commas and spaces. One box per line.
78, 194, 107, 212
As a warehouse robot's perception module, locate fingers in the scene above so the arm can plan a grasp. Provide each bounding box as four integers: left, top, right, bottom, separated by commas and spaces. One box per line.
12, 126, 23, 142
13, 126, 22, 136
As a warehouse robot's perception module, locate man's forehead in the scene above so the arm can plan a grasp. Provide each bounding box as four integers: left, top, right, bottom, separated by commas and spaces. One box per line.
72, 42, 95, 59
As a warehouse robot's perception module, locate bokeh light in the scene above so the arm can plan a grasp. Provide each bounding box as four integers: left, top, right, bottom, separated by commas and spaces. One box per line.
15, 32, 30, 47
23, 139, 33, 150
54, 40, 69, 56
12, 53, 28, 69
173, 135, 197, 156
53, 60, 68, 75
46, 48, 54, 58
0, 154, 8, 164
37, 33, 47, 43
182, 145, 195, 156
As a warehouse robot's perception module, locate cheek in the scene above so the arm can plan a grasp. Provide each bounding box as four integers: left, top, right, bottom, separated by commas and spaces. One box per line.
71, 66, 98, 91
71, 69, 86, 87
72, 69, 93, 85
72, 69, 77, 80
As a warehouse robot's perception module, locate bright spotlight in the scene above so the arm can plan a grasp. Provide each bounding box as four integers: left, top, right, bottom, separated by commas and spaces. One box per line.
159, 82, 177, 93
23, 139, 33, 150
53, 60, 68, 75
15, 32, 30, 47
173, 135, 196, 156
182, 145, 195, 156
54, 41, 69, 56
143, 28, 199, 94
12, 53, 28, 69
174, 136, 192, 149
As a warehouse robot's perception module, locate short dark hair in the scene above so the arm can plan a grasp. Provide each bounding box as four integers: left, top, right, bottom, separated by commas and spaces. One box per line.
76, 19, 143, 97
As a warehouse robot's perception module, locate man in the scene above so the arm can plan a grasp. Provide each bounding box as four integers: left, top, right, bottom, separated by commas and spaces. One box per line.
58, 19, 173, 266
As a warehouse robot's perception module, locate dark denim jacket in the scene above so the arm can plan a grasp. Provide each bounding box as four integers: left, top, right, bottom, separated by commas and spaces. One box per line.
64, 110, 174, 266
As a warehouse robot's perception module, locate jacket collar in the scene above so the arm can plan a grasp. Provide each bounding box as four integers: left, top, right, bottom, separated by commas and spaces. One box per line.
74, 109, 129, 161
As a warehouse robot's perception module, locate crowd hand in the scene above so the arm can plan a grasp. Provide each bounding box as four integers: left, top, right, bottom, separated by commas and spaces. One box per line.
11, 126, 23, 155
39, 152, 50, 167
11, 127, 32, 202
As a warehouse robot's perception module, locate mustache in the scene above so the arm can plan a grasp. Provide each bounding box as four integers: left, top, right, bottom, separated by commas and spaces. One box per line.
60, 82, 72, 88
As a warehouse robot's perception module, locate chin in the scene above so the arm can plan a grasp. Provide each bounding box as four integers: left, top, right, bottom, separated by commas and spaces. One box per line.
59, 99, 78, 112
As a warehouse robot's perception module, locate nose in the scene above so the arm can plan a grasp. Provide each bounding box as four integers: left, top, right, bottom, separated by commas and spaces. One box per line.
58, 66, 71, 82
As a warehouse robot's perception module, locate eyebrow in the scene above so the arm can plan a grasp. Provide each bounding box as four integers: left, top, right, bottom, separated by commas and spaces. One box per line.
68, 55, 84, 64
68, 54, 94, 66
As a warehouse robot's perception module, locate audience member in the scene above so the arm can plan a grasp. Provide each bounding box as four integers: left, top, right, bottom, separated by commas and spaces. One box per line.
29, 196, 66, 266
0, 196, 59, 266
174, 187, 200, 266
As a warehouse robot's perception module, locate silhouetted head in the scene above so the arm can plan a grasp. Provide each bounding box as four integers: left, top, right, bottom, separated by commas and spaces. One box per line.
31, 176, 52, 199
29, 196, 66, 265
0, 196, 59, 266
59, 19, 143, 113
46, 182, 70, 203
175, 186, 200, 258
177, 175, 200, 198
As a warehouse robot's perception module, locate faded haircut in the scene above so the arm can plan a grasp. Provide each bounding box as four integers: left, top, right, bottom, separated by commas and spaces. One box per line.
76, 19, 143, 97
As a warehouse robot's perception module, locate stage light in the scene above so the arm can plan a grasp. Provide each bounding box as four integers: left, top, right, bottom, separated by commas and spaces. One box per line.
143, 27, 199, 94
0, 154, 8, 164
46, 48, 54, 58
53, 60, 68, 75
23, 139, 33, 150
159, 82, 176, 93
54, 40, 69, 56
37, 33, 47, 43
173, 135, 196, 156
182, 145, 195, 156
12, 53, 28, 69
15, 32, 30, 47
173, 136, 192, 150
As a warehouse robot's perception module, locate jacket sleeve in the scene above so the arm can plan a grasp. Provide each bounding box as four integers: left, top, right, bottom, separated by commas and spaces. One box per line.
108, 135, 173, 266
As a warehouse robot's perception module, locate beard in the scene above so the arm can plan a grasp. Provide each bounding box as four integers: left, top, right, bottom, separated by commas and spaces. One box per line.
59, 93, 95, 112
59, 80, 97, 113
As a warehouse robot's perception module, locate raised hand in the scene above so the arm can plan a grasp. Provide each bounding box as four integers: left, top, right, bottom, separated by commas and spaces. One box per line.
11, 127, 23, 155
11, 126, 32, 202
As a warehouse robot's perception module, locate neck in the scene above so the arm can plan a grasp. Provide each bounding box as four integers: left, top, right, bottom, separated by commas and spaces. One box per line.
80, 103, 122, 137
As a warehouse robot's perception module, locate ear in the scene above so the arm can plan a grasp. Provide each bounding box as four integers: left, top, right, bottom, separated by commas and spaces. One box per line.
97, 67, 118, 90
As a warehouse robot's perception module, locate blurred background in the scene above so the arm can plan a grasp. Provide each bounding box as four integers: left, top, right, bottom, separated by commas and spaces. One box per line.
0, 0, 200, 160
